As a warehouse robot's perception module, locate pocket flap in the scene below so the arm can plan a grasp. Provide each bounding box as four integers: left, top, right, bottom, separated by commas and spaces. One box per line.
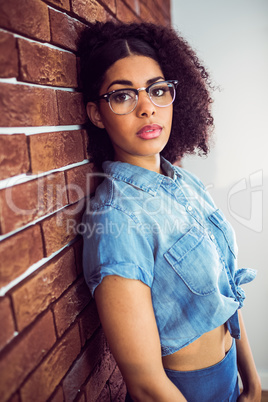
164, 226, 219, 296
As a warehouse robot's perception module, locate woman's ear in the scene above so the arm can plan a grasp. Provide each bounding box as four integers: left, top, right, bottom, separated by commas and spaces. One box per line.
86, 102, 105, 129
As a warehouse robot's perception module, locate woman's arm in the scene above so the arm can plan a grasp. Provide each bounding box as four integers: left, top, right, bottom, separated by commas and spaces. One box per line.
236, 309, 262, 401
95, 275, 186, 402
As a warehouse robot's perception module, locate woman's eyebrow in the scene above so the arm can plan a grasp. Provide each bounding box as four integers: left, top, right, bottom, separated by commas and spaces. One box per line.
107, 80, 133, 90
107, 76, 165, 91
146, 76, 165, 85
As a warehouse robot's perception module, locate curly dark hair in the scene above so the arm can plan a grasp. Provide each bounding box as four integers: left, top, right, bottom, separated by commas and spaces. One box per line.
78, 21, 214, 169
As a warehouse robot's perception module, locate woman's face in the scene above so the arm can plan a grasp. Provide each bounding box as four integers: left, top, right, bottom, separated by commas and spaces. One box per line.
87, 55, 173, 168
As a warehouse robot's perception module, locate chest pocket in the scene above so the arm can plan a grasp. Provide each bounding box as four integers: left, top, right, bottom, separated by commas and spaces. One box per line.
164, 226, 220, 296
208, 209, 238, 258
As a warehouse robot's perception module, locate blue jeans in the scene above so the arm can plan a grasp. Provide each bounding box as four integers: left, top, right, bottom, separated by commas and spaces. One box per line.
125, 340, 240, 402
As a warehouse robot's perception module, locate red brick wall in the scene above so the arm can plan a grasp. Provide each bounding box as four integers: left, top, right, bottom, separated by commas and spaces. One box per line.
0, 1, 171, 401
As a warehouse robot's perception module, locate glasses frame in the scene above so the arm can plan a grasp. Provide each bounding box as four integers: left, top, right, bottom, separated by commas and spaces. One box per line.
96, 80, 178, 115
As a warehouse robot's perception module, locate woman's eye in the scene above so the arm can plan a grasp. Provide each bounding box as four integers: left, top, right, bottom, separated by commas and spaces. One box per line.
151, 87, 167, 97
112, 91, 134, 103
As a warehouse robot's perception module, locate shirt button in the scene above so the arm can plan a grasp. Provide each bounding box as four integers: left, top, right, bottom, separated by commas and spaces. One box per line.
187, 205, 192, 211
210, 234, 215, 240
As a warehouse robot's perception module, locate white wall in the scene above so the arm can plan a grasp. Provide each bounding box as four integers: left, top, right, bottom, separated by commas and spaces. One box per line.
171, 0, 268, 388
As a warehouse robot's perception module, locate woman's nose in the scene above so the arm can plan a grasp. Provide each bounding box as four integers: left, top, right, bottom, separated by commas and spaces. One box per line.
135, 91, 156, 117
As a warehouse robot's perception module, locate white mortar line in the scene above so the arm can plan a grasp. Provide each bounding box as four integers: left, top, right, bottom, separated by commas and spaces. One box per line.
0, 125, 83, 135
0, 77, 77, 91
0, 204, 68, 242
0, 238, 78, 296
0, 27, 76, 54
0, 159, 89, 190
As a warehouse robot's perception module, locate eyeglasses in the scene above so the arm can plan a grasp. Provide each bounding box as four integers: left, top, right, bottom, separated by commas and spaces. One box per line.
97, 80, 178, 115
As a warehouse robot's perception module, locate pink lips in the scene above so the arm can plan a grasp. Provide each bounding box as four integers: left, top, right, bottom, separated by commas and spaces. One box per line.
136, 124, 162, 140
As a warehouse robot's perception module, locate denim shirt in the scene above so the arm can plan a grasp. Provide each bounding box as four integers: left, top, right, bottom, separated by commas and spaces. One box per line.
82, 157, 256, 356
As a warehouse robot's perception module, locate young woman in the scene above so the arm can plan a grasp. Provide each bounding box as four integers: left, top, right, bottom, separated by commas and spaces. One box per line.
79, 21, 261, 401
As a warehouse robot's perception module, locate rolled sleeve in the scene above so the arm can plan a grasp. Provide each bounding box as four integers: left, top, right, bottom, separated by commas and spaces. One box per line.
82, 206, 155, 296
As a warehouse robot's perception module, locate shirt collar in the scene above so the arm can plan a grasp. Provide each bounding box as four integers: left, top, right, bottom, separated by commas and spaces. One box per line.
102, 157, 183, 196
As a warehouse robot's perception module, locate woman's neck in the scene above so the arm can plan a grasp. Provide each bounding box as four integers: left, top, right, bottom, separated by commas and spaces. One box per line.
114, 153, 162, 174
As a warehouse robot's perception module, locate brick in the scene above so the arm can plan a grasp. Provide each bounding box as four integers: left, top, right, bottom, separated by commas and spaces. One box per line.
62, 328, 106, 402
0, 172, 67, 234
29, 130, 84, 174
8, 393, 20, 402
109, 365, 125, 400
49, 386, 64, 402
0, 225, 43, 287
84, 347, 116, 402
53, 277, 91, 337
140, 0, 154, 12
0, 83, 58, 127
152, 0, 164, 12
45, 0, 70, 11
155, 0, 170, 17
20, 324, 81, 402
18, 39, 77, 88
57, 90, 87, 125
81, 129, 90, 160
0, 0, 50, 41
0, 297, 15, 351
98, 0, 116, 14
113, 382, 127, 402
50, 8, 87, 52
140, 0, 169, 25
104, 10, 117, 23
71, 0, 107, 23
76, 392, 86, 402
0, 134, 29, 180
12, 247, 77, 331
0, 31, 18, 78
139, 1, 157, 23
157, 8, 170, 26
116, 0, 140, 22
122, 0, 140, 15
0, 311, 56, 402
79, 300, 100, 346
65, 163, 94, 204
95, 384, 110, 402
94, 366, 127, 402
41, 203, 84, 256
73, 237, 83, 274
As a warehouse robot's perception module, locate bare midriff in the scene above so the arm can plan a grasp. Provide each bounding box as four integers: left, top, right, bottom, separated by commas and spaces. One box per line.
162, 324, 233, 371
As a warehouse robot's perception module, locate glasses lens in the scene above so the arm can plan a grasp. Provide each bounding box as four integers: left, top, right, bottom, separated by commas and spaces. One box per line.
109, 89, 137, 115
149, 82, 175, 107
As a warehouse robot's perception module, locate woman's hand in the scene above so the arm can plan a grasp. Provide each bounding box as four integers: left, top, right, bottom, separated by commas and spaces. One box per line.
95, 275, 186, 402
